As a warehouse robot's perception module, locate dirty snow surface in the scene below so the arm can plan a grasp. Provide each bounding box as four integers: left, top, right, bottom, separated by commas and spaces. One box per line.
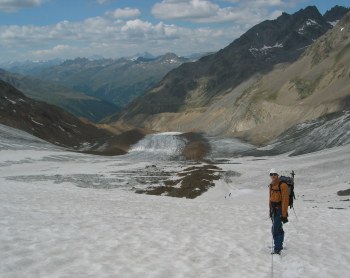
1, 124, 350, 278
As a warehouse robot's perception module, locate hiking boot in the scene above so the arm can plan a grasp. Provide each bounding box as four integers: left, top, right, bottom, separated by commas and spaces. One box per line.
271, 250, 282, 255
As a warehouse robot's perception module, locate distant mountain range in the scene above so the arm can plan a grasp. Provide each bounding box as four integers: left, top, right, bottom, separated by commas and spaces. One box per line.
0, 69, 120, 122
9, 53, 194, 109
0, 59, 64, 76
0, 52, 200, 122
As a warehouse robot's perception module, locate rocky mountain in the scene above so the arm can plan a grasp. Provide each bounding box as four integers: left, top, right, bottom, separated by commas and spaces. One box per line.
116, 8, 350, 153
0, 69, 120, 122
34, 53, 190, 108
0, 80, 147, 155
114, 6, 350, 150
323, 5, 350, 24
230, 10, 350, 145
214, 9, 350, 144
119, 6, 347, 122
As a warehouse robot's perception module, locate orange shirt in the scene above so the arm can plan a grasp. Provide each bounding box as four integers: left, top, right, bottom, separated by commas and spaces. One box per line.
269, 180, 289, 217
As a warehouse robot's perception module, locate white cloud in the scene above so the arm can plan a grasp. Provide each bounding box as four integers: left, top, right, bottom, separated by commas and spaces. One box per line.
151, 0, 304, 24
152, 0, 217, 21
32, 44, 71, 56
224, 0, 305, 8
121, 19, 153, 33
224, 0, 284, 6
106, 7, 141, 19
151, 0, 284, 24
152, 0, 219, 21
0, 14, 245, 62
0, 0, 45, 12
0, 0, 304, 62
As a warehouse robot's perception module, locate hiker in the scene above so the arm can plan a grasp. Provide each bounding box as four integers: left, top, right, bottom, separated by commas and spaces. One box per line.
269, 168, 289, 255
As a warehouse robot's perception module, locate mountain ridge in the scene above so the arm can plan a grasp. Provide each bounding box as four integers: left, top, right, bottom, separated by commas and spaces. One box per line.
32, 53, 192, 108
115, 6, 350, 147
0, 79, 113, 149
119, 5, 349, 122
0, 80, 150, 155
126, 9, 350, 147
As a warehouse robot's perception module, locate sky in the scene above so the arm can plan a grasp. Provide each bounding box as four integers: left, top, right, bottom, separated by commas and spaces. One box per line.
0, 0, 349, 62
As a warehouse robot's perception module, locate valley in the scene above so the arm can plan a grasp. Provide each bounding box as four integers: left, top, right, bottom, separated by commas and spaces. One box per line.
1, 3, 350, 278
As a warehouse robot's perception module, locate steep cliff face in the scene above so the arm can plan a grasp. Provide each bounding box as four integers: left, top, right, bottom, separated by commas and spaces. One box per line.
118, 8, 350, 146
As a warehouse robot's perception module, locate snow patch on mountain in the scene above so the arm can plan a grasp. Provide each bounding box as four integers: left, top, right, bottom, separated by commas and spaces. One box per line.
328, 20, 340, 26
249, 42, 283, 56
298, 19, 321, 34
30, 118, 44, 126
4, 96, 16, 105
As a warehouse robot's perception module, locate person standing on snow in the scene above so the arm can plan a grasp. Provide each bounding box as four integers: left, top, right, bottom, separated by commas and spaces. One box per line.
269, 168, 289, 255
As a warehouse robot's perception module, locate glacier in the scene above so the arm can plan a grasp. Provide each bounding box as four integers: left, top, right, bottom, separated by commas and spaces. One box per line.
0, 123, 350, 277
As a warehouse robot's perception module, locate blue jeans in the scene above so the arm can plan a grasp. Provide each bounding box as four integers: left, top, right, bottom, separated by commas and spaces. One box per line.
271, 207, 284, 252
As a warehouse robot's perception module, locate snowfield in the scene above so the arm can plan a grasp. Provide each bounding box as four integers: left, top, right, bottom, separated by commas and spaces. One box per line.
0, 124, 350, 278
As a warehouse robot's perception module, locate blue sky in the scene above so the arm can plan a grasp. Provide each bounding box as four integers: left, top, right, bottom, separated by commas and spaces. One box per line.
0, 0, 348, 62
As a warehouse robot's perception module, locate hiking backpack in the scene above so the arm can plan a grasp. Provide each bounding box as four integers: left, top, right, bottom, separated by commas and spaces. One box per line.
279, 170, 296, 208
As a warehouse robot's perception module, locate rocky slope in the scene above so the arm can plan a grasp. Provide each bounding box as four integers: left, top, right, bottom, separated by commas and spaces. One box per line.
221, 10, 350, 145
0, 80, 147, 155
0, 69, 120, 122
257, 108, 350, 156
117, 6, 350, 147
35, 53, 190, 108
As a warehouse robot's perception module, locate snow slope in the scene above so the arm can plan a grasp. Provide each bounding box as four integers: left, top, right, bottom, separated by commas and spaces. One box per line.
0, 124, 350, 278
0, 124, 56, 151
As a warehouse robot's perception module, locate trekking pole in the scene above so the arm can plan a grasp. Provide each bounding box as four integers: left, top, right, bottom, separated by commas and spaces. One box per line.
271, 216, 274, 278
290, 170, 298, 222
292, 207, 298, 221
